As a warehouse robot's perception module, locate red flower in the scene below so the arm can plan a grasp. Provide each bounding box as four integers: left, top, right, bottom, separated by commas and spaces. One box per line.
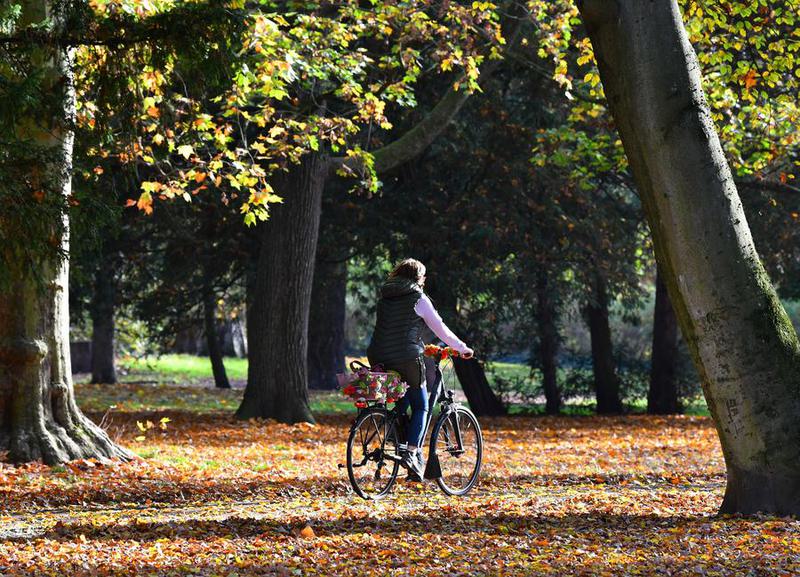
424, 344, 441, 357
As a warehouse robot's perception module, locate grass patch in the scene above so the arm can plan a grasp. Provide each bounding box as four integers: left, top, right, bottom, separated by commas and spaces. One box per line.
117, 354, 249, 383
76, 382, 361, 416
76, 354, 708, 417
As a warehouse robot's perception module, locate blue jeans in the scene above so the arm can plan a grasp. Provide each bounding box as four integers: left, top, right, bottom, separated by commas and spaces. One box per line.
396, 384, 428, 448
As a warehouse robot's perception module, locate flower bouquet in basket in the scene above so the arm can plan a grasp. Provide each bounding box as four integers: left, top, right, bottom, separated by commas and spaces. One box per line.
337, 364, 408, 409
424, 344, 462, 361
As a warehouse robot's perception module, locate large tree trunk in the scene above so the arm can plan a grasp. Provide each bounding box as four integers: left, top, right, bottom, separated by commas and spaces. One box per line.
90, 246, 118, 384
202, 278, 230, 390
0, 3, 131, 463
579, 0, 800, 514
0, 255, 131, 464
452, 358, 507, 417
648, 268, 680, 414
236, 154, 325, 423
584, 274, 623, 414
535, 271, 561, 414
307, 258, 346, 390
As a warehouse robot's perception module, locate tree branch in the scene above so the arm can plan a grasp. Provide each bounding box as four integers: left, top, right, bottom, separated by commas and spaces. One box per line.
330, 3, 528, 177
736, 178, 800, 196
0, 3, 246, 48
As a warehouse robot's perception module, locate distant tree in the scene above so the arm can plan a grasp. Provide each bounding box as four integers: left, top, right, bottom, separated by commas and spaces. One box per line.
648, 268, 681, 414
130, 194, 248, 389
307, 181, 354, 390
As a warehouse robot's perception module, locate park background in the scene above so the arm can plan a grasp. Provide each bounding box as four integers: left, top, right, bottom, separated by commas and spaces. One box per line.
1, 0, 799, 575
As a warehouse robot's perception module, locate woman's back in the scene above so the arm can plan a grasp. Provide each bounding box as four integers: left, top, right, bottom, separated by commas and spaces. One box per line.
367, 277, 425, 365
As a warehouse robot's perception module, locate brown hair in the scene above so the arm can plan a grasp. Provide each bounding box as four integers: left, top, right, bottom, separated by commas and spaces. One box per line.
389, 258, 426, 284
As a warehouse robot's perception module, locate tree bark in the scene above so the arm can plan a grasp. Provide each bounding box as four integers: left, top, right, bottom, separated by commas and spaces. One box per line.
219, 318, 247, 358
90, 246, 118, 384
579, 0, 800, 514
584, 274, 623, 414
535, 272, 561, 414
202, 279, 230, 389
452, 358, 507, 417
648, 268, 680, 414
0, 0, 131, 463
307, 258, 346, 390
236, 154, 325, 423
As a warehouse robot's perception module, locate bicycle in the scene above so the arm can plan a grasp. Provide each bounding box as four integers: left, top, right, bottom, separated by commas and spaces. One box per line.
340, 350, 483, 500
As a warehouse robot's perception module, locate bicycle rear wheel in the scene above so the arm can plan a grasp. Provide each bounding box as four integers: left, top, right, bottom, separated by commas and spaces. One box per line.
431, 406, 483, 496
346, 408, 400, 500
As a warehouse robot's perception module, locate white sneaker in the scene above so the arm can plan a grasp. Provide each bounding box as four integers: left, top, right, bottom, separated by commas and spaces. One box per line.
402, 450, 424, 481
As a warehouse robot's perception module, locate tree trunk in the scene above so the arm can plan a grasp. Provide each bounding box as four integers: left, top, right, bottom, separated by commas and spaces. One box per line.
648, 268, 680, 414
307, 258, 346, 390
579, 0, 800, 514
202, 279, 230, 389
584, 275, 623, 414
452, 358, 507, 417
218, 319, 246, 358
236, 154, 326, 423
90, 246, 118, 384
427, 291, 506, 417
0, 3, 131, 463
535, 271, 561, 414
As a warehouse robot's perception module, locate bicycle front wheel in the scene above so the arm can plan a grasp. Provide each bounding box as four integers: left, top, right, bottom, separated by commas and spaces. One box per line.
346, 408, 400, 500
431, 406, 483, 496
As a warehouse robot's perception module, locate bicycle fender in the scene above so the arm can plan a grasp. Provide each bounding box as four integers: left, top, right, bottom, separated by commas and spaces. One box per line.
423, 447, 442, 480
424, 410, 453, 480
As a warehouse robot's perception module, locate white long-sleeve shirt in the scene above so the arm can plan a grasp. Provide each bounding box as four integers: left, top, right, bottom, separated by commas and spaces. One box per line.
413, 295, 470, 354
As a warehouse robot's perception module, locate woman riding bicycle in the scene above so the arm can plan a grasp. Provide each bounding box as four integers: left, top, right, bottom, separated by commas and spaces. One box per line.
367, 258, 473, 481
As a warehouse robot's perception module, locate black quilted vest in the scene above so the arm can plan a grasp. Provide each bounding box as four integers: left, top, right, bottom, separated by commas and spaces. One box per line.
367, 278, 425, 365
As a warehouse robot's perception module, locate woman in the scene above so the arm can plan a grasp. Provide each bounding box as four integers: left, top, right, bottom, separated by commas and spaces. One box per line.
367, 258, 473, 480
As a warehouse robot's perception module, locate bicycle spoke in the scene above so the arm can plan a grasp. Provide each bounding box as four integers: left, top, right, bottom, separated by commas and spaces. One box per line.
368, 414, 385, 447
347, 410, 400, 500
434, 408, 482, 496
360, 423, 380, 453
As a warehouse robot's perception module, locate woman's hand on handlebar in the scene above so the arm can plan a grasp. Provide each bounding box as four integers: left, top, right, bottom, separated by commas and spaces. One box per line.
462, 348, 474, 359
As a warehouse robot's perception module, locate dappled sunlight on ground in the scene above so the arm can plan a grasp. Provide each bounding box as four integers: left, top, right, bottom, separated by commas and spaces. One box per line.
1, 391, 797, 576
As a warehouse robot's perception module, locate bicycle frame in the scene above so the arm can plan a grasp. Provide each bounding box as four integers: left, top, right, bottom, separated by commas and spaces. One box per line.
421, 356, 458, 438
421, 355, 466, 479
341, 353, 470, 476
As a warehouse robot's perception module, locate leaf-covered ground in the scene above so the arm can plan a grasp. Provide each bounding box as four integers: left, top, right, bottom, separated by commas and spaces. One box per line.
1, 384, 798, 576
